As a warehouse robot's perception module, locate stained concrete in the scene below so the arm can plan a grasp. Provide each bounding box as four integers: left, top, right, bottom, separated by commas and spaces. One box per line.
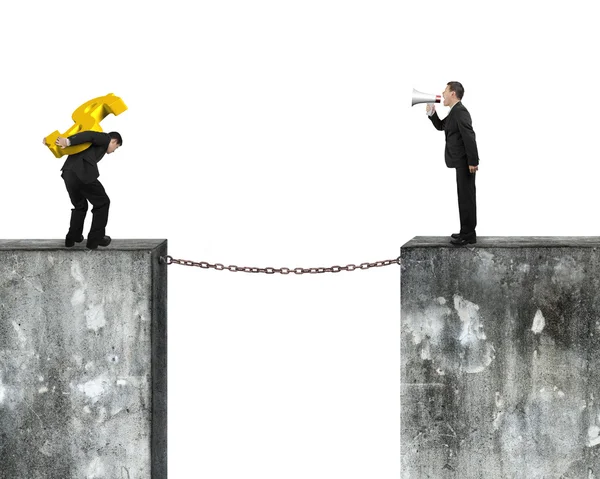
401, 237, 600, 478
0, 239, 167, 479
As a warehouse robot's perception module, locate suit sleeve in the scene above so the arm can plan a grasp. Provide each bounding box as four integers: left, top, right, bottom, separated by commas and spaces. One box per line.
68, 131, 110, 148
428, 111, 445, 131
456, 109, 479, 166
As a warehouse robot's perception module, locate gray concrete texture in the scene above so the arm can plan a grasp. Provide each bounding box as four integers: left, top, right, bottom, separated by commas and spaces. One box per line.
0, 240, 167, 479
401, 237, 600, 478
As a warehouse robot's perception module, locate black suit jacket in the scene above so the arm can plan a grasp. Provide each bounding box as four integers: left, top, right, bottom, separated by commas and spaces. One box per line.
61, 131, 110, 184
428, 102, 479, 168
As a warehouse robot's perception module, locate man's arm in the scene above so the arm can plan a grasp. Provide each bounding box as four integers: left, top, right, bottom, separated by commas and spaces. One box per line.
55, 131, 109, 149
456, 109, 479, 167
426, 105, 445, 131
67, 131, 110, 147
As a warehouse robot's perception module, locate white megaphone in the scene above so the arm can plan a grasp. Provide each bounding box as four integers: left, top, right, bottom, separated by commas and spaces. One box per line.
411, 88, 441, 107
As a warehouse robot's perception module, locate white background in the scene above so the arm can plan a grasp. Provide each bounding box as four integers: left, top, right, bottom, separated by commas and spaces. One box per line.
2, 1, 599, 477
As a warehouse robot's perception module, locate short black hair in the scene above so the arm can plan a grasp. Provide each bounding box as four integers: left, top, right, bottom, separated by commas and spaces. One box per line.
447, 81, 464, 100
109, 131, 122, 146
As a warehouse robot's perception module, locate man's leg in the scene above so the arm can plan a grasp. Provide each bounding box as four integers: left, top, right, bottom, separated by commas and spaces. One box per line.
456, 167, 477, 238
62, 170, 88, 241
80, 179, 110, 246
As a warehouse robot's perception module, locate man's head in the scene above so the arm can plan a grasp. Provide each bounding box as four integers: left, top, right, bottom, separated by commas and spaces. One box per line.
442, 81, 464, 107
107, 131, 122, 154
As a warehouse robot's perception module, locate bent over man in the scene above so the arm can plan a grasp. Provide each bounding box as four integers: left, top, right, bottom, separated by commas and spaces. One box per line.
44, 131, 122, 249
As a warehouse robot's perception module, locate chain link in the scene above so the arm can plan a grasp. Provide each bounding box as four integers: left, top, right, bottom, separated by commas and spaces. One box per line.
160, 255, 400, 275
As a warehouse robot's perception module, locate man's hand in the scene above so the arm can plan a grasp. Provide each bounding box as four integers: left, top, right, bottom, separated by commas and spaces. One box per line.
426, 104, 436, 116
469, 165, 478, 174
55, 137, 69, 148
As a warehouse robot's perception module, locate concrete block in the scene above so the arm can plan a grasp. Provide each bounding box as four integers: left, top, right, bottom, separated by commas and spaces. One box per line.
401, 237, 600, 478
0, 240, 167, 479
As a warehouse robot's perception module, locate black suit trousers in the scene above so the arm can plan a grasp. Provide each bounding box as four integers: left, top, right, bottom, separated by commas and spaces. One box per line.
62, 170, 110, 242
455, 167, 477, 237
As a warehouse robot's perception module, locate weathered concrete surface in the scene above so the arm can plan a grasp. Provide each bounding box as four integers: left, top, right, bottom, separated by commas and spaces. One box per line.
0, 240, 167, 479
401, 237, 600, 479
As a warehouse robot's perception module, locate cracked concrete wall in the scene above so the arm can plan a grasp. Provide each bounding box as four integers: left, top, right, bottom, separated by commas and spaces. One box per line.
0, 240, 167, 479
401, 237, 600, 479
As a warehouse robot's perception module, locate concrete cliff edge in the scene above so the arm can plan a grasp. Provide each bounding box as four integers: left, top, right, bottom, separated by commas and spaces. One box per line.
401, 236, 600, 478
0, 239, 167, 479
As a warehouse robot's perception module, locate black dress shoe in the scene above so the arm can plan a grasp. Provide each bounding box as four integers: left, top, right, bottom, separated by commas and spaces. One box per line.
86, 235, 112, 250
450, 236, 476, 246
65, 235, 84, 247
451, 233, 461, 239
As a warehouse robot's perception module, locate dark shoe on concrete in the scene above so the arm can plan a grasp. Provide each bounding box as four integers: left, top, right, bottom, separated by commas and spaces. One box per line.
451, 233, 461, 239
65, 235, 84, 247
86, 236, 112, 250
450, 236, 476, 246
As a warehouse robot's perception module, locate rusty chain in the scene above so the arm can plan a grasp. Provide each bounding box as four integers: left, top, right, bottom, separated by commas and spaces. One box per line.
160, 255, 400, 275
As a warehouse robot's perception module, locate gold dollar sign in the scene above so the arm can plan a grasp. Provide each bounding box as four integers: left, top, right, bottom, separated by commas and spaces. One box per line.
44, 93, 127, 158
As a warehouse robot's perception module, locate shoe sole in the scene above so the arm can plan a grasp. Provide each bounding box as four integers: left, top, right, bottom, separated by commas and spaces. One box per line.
86, 239, 111, 250
450, 240, 477, 246
65, 237, 84, 247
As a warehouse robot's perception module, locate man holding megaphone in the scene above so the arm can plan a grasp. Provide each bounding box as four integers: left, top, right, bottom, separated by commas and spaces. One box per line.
425, 81, 480, 246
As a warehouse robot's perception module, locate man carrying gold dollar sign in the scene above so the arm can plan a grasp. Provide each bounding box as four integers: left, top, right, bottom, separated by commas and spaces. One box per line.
44, 131, 123, 249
